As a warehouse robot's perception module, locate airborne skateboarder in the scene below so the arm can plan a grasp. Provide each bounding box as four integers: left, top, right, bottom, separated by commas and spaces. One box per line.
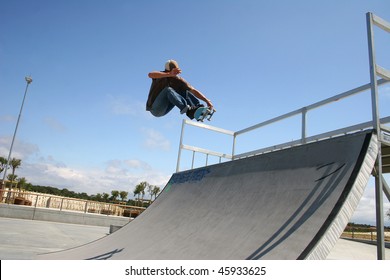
146, 60, 214, 120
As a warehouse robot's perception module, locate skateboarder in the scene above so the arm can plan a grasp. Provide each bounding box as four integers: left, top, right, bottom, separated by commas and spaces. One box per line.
146, 60, 214, 119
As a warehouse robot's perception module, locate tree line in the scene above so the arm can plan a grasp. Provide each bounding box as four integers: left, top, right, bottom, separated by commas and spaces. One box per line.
0, 156, 161, 207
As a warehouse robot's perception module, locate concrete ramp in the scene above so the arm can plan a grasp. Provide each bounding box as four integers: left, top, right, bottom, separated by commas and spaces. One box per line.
38, 131, 378, 260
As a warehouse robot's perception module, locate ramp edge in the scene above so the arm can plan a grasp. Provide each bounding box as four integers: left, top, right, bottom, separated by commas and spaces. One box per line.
305, 133, 378, 259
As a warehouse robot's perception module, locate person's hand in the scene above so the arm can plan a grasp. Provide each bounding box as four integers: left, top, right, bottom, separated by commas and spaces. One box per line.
170, 68, 182, 76
206, 100, 215, 111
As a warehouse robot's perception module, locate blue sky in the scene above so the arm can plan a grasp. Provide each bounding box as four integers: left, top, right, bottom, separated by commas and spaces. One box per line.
0, 0, 389, 225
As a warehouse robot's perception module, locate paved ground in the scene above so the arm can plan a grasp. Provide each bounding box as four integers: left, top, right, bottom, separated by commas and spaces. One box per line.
0, 217, 389, 260
327, 238, 390, 260
0, 217, 109, 260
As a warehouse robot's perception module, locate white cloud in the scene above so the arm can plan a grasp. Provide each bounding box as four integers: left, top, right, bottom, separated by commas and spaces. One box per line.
105, 159, 129, 175
142, 128, 171, 151
0, 136, 39, 160
107, 95, 145, 116
350, 181, 390, 226
104, 159, 152, 175
124, 159, 152, 170
0, 115, 17, 123
19, 158, 170, 197
0, 136, 171, 197
43, 117, 67, 133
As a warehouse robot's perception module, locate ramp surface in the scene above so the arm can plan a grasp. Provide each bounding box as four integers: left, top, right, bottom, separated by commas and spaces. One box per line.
38, 131, 378, 260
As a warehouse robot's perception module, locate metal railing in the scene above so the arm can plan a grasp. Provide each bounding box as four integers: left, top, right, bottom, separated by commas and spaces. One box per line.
176, 120, 235, 171
176, 78, 390, 171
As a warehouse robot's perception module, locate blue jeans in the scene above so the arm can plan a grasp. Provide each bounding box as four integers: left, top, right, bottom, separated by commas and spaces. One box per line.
150, 87, 200, 117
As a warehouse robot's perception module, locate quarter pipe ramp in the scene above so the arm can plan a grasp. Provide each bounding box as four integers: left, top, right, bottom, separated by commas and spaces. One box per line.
38, 130, 378, 260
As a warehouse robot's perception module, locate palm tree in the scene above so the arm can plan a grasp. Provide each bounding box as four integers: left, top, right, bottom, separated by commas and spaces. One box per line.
119, 191, 128, 202
111, 190, 119, 202
93, 193, 103, 201
152, 186, 161, 201
147, 184, 154, 203
0, 156, 7, 201
7, 174, 18, 188
0, 156, 7, 175
133, 187, 140, 205
102, 192, 110, 202
17, 177, 27, 190
148, 185, 161, 202
10, 158, 21, 188
139, 182, 148, 205
15, 177, 27, 197
134, 182, 148, 206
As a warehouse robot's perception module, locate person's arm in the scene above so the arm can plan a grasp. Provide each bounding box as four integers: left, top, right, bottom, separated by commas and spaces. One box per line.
148, 68, 182, 79
189, 88, 214, 110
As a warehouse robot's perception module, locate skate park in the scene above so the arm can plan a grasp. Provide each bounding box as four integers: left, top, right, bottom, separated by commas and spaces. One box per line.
24, 13, 389, 260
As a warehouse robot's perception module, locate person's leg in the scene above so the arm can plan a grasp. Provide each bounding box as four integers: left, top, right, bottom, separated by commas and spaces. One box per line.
165, 87, 190, 113
150, 87, 188, 117
182, 91, 205, 120
185, 90, 201, 107
150, 87, 175, 117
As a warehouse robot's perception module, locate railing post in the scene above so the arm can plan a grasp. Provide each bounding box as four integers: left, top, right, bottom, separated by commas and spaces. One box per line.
176, 119, 186, 172
366, 11, 388, 260
367, 12, 381, 135
191, 151, 195, 169
232, 134, 237, 160
301, 107, 307, 143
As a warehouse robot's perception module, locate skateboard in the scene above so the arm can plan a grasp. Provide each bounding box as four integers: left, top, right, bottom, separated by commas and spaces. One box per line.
194, 107, 215, 122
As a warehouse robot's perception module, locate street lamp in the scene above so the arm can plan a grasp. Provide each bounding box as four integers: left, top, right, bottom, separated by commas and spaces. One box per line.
1, 76, 33, 189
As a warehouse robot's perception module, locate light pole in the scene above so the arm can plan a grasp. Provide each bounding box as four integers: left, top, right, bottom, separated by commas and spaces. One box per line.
1, 76, 33, 189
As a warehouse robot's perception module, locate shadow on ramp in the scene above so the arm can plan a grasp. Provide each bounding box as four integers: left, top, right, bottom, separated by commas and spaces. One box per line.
37, 131, 377, 260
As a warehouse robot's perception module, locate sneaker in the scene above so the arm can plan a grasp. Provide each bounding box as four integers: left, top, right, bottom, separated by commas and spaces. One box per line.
186, 104, 204, 119
180, 105, 190, 114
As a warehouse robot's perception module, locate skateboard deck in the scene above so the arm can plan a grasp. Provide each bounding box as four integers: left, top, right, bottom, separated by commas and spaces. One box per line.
194, 107, 215, 122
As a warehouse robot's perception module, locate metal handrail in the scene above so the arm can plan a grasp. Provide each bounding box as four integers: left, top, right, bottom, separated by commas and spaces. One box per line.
176, 79, 390, 171
235, 79, 389, 137
234, 117, 390, 159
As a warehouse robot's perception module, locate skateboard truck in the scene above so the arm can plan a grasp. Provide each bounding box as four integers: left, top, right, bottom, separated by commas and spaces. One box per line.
197, 108, 215, 122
